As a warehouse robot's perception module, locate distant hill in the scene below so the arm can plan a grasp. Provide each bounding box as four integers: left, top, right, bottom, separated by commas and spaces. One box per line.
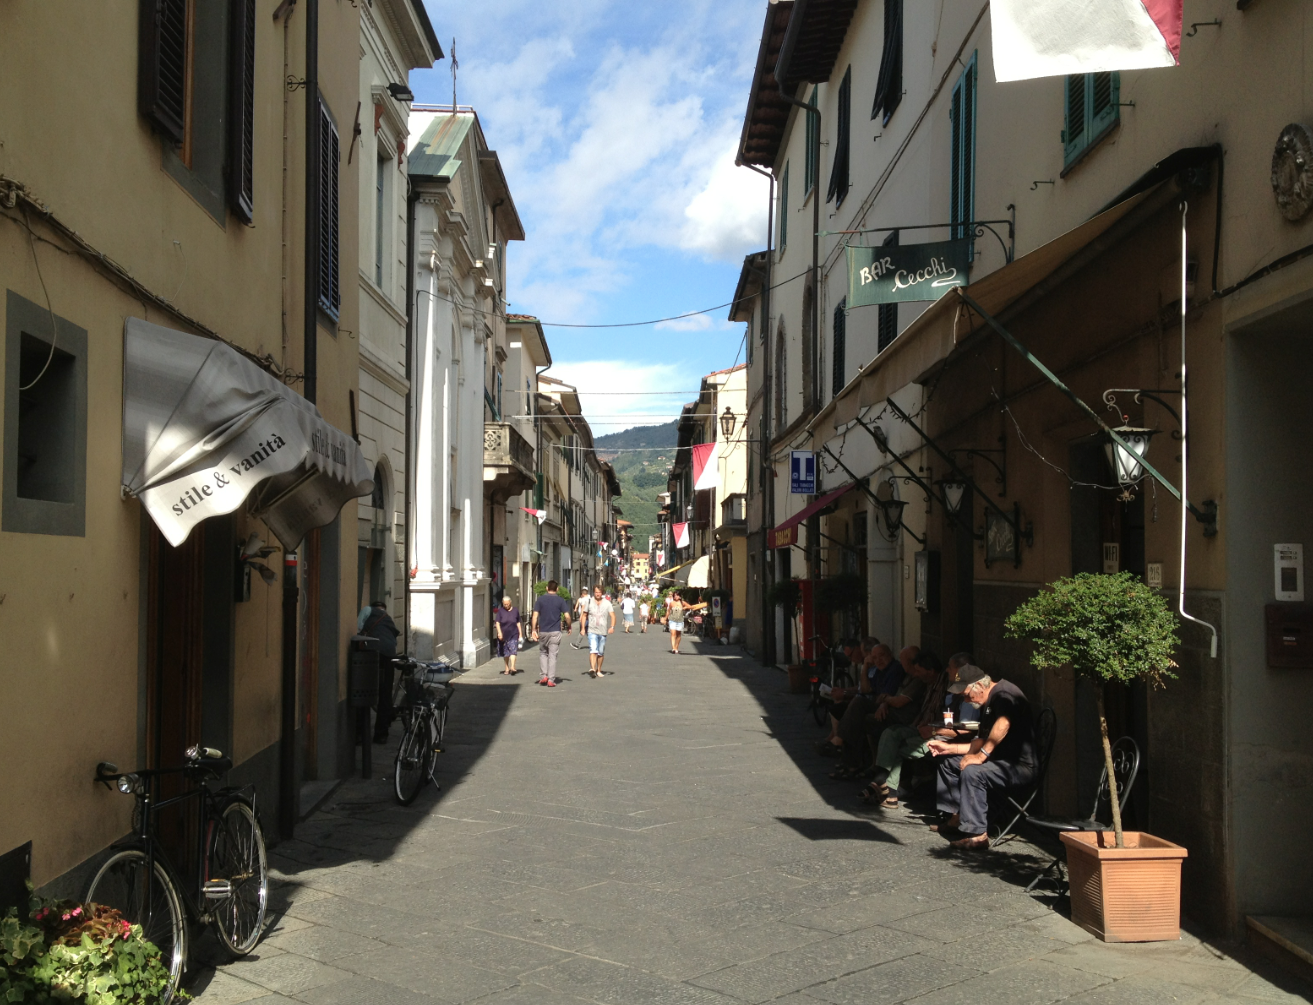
594, 419, 678, 454
593, 420, 679, 550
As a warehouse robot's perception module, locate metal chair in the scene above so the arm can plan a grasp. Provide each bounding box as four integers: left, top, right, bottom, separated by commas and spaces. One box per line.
988, 705, 1058, 847
1024, 736, 1141, 893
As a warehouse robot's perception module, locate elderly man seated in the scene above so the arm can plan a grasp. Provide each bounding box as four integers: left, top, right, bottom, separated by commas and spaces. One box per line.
825, 644, 918, 778
926, 665, 1038, 849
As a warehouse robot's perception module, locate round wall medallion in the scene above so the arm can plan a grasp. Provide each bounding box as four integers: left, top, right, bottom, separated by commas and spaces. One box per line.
1272, 123, 1313, 222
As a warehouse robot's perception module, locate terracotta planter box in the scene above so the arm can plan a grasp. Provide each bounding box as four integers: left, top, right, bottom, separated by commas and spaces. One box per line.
786, 664, 810, 694
1060, 830, 1188, 942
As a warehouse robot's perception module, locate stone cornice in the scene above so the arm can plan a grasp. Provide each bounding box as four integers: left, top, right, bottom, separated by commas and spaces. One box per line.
359, 340, 410, 397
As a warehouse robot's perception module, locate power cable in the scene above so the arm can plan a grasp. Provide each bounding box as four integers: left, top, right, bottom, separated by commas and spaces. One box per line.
18, 205, 60, 391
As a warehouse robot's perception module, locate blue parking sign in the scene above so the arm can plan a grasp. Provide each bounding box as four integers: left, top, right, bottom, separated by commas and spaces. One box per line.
790, 451, 816, 494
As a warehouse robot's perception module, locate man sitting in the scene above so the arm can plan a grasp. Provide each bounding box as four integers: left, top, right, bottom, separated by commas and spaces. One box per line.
860, 651, 949, 806
926, 666, 1038, 849
815, 636, 879, 756
823, 644, 915, 776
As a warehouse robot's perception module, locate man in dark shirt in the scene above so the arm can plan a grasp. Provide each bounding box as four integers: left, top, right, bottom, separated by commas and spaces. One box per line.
927, 665, 1037, 848
531, 581, 572, 688
829, 645, 916, 776
362, 601, 400, 743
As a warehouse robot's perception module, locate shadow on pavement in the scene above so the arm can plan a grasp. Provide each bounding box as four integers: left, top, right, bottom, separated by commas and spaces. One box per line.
775, 816, 900, 842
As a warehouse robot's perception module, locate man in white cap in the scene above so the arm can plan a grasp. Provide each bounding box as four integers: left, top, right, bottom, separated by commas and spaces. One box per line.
926, 665, 1038, 849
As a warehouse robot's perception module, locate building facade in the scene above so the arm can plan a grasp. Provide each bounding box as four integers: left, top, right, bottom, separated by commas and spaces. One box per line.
736, 0, 1313, 936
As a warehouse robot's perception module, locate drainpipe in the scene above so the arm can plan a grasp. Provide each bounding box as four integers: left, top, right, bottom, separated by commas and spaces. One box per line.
404, 179, 419, 653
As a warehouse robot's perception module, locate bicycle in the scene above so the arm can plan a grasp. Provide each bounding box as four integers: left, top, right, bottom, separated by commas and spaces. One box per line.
804, 634, 855, 727
88, 746, 268, 1003
391, 656, 457, 805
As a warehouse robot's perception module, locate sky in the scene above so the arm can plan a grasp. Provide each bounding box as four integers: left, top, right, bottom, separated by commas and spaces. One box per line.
411, 0, 769, 433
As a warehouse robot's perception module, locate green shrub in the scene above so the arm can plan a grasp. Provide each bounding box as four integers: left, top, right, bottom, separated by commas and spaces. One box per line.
766, 578, 802, 612
813, 573, 866, 611
1005, 572, 1179, 846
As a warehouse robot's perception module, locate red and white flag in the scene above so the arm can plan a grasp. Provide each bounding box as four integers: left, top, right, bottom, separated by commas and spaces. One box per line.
991, 0, 1182, 83
692, 442, 720, 492
673, 522, 690, 549
520, 506, 547, 525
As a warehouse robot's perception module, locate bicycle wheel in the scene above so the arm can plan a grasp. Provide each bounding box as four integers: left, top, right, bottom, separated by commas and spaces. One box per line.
209, 798, 269, 956
394, 709, 428, 805
86, 848, 186, 1002
833, 669, 854, 689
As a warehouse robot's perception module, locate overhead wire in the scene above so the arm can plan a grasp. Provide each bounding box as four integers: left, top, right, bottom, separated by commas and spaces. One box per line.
17, 205, 60, 391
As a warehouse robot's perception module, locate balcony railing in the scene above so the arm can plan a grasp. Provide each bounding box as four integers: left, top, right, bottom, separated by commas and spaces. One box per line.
483, 422, 536, 503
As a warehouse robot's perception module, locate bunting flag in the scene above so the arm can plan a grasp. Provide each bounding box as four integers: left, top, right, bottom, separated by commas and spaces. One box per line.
991, 0, 1182, 82
520, 506, 548, 525
692, 442, 720, 492
673, 522, 690, 549
656, 548, 665, 567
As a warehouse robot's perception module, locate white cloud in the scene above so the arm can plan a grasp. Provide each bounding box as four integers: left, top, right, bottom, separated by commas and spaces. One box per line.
681, 148, 770, 260
544, 359, 694, 430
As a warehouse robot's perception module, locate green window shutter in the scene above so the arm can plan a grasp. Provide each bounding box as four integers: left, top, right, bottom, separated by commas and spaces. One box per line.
317, 99, 341, 319
826, 66, 852, 205
1090, 71, 1119, 140
138, 0, 188, 144
949, 53, 976, 250
780, 162, 789, 249
227, 0, 256, 224
831, 300, 846, 398
1063, 73, 1086, 163
804, 87, 818, 193
1063, 71, 1119, 169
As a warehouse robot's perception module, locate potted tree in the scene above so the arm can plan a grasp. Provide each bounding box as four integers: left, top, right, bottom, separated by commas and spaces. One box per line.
1005, 571, 1188, 942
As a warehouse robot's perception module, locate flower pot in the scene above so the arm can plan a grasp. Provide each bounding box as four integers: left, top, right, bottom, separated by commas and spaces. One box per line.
787, 664, 810, 694
1060, 830, 1188, 942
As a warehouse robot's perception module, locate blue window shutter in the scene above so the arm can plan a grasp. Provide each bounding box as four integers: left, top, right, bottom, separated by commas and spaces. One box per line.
1090, 71, 1119, 140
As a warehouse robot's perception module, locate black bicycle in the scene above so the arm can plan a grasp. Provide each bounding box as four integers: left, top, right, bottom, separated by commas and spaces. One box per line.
392, 656, 457, 805
88, 746, 268, 1003
804, 635, 855, 726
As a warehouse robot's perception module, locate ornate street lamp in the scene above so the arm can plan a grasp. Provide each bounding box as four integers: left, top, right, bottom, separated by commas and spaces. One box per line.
719, 407, 736, 439
1104, 425, 1157, 486
939, 479, 968, 514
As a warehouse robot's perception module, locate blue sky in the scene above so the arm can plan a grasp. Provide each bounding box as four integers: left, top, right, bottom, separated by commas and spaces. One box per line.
412, 1, 770, 431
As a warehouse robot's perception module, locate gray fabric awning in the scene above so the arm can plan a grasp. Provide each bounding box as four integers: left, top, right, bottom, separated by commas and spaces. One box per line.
122, 318, 373, 548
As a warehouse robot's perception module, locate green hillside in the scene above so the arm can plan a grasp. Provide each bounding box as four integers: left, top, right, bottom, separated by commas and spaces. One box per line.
595, 420, 678, 552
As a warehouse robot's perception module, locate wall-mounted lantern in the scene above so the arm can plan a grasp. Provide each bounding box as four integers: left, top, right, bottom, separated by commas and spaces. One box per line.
719, 407, 736, 439
939, 479, 968, 514
1104, 425, 1157, 486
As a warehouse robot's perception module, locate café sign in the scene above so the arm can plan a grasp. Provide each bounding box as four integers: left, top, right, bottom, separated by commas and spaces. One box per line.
847, 238, 971, 308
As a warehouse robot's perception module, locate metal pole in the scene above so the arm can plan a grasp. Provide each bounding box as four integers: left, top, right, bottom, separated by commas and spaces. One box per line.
279, 550, 299, 838
302, 0, 319, 404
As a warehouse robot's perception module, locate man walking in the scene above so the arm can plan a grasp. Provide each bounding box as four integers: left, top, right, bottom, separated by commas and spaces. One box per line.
639, 597, 650, 633
583, 584, 616, 678
620, 593, 636, 632
531, 581, 572, 687
360, 601, 399, 744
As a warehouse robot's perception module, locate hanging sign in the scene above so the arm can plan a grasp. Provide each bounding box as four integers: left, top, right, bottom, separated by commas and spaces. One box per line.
847, 239, 970, 307
790, 451, 816, 495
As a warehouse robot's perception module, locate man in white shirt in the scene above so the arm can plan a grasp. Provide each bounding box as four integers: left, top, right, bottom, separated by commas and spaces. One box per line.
639, 598, 650, 633
583, 584, 616, 678
621, 594, 637, 632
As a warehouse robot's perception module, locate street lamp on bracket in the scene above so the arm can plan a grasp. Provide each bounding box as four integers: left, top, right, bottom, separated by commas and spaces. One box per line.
719, 407, 736, 439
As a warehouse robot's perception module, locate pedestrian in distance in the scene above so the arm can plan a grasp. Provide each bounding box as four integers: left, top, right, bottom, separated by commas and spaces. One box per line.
571, 591, 589, 649
621, 593, 636, 632
359, 601, 399, 743
663, 592, 707, 656
531, 581, 572, 687
639, 598, 650, 633
583, 584, 616, 678
493, 593, 522, 675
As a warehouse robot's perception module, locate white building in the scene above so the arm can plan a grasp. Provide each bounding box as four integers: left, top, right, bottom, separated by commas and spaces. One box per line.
407, 107, 524, 666
354, 0, 441, 624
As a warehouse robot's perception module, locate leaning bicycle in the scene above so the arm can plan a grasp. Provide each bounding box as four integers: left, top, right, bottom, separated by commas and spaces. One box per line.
804, 634, 854, 727
88, 746, 268, 1003
392, 656, 458, 805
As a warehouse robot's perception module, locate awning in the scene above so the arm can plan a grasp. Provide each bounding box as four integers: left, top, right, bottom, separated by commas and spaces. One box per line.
122, 318, 373, 549
770, 481, 857, 549
657, 558, 694, 581
812, 186, 1161, 436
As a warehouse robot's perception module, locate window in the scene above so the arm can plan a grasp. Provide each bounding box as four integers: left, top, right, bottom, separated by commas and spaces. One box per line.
318, 98, 341, 320
831, 300, 846, 398
375, 154, 388, 287
1063, 72, 1120, 170
872, 0, 903, 126
877, 230, 899, 352
139, 0, 256, 224
774, 318, 788, 434
804, 87, 819, 194
826, 67, 851, 205
949, 52, 977, 246
3, 290, 87, 536
779, 162, 789, 250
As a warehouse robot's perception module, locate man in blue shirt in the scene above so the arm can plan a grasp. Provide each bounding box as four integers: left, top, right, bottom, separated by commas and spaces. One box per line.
531, 581, 573, 688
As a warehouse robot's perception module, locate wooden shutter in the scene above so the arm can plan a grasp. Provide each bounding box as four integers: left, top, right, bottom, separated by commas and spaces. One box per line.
826, 67, 852, 205
779, 163, 789, 249
876, 230, 899, 352
227, 0, 256, 223
872, 0, 903, 125
138, 0, 188, 144
1063, 74, 1086, 163
950, 55, 976, 243
1090, 71, 1119, 140
831, 301, 846, 398
318, 101, 341, 319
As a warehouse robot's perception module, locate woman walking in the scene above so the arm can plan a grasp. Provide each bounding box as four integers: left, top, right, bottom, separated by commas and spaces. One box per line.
494, 593, 522, 674
663, 592, 707, 655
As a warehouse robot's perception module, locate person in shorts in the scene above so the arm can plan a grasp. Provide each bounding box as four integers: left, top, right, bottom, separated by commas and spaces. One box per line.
621, 594, 636, 632
493, 593, 521, 675
583, 584, 615, 678
663, 592, 707, 655
531, 581, 572, 687
639, 598, 650, 633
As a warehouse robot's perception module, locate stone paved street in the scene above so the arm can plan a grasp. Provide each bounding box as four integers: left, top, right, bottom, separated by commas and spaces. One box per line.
192, 631, 1310, 1005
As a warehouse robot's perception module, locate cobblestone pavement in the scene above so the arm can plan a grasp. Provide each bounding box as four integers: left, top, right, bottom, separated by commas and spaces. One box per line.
191, 630, 1310, 1005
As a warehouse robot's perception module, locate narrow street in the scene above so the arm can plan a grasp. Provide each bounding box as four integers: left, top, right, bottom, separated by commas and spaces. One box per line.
193, 633, 1304, 1005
